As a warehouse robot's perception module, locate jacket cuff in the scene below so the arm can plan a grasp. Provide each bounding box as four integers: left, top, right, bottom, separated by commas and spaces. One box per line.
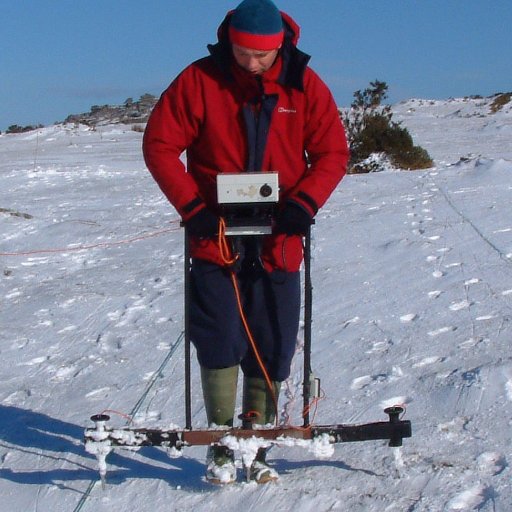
181, 197, 206, 221
288, 191, 318, 218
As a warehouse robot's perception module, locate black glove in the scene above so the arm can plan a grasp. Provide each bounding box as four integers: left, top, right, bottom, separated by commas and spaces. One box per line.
274, 202, 312, 236
185, 208, 219, 238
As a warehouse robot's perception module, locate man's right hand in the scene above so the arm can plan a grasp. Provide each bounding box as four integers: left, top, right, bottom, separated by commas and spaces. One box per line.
185, 208, 219, 238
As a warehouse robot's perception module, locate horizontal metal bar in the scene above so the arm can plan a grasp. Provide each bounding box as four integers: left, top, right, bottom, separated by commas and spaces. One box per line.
84, 420, 412, 449
312, 421, 412, 447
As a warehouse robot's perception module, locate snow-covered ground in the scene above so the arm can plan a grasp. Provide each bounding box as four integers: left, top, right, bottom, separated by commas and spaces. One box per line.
1, 96, 511, 511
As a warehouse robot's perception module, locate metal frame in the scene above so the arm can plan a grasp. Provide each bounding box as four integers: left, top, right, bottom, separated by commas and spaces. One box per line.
303, 227, 313, 427
183, 226, 316, 430
84, 225, 413, 483
184, 229, 192, 430
86, 407, 411, 450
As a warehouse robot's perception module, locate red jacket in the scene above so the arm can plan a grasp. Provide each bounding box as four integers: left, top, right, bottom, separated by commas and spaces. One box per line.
143, 11, 349, 272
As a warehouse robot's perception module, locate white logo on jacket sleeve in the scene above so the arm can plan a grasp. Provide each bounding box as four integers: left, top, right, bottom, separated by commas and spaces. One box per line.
278, 107, 297, 114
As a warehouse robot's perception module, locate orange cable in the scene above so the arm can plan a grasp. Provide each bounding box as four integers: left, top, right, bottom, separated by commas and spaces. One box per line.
217, 218, 239, 267
217, 217, 279, 426
100, 409, 134, 425
0, 225, 179, 257
229, 270, 279, 425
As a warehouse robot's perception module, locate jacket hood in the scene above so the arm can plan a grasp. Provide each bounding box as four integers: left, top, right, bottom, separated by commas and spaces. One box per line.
208, 9, 310, 91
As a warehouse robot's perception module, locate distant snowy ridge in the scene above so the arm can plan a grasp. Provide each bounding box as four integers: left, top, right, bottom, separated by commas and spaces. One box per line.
61, 91, 512, 130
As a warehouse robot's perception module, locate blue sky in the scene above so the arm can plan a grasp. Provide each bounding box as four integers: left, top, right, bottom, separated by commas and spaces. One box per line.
1, 1, 511, 131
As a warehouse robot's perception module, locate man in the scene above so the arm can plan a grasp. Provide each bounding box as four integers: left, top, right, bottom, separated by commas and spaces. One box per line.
143, 0, 349, 484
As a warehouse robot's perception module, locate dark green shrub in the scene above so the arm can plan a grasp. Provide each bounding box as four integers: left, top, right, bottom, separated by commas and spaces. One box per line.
6, 124, 42, 134
341, 80, 433, 172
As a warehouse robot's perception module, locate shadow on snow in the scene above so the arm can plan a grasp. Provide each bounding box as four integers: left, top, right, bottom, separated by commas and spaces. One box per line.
0, 405, 377, 491
0, 405, 207, 491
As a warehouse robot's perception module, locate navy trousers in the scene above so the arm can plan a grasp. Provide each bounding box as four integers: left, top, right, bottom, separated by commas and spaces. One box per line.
189, 250, 300, 382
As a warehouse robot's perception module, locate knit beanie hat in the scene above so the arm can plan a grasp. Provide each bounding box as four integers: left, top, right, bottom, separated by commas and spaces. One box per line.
229, 0, 284, 50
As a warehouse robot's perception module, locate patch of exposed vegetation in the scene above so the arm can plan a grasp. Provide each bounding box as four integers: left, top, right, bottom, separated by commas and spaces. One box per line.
6, 124, 44, 134
490, 92, 512, 114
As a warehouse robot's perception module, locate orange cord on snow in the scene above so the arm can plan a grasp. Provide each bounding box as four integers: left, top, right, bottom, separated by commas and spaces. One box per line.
0, 225, 179, 257
301, 390, 325, 427
100, 409, 134, 424
217, 217, 279, 426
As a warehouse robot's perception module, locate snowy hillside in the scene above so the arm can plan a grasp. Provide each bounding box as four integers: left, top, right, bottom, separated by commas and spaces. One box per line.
1, 95, 511, 511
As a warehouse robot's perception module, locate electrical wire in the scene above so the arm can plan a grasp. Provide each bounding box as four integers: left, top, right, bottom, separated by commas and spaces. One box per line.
73, 331, 184, 511
0, 225, 179, 257
217, 218, 279, 425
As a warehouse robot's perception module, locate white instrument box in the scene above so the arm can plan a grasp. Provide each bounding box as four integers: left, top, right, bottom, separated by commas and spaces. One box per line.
216, 173, 279, 205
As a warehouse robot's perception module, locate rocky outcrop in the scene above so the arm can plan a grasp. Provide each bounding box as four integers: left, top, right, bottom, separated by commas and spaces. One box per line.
63, 94, 158, 127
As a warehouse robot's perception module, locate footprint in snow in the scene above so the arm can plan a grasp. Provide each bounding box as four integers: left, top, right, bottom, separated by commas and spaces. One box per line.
96, 333, 123, 351
51, 365, 79, 381
505, 378, 512, 402
365, 340, 392, 354
446, 484, 488, 511
115, 304, 148, 327
350, 369, 403, 390
476, 452, 507, 476
19, 356, 49, 366
449, 300, 472, 311
379, 396, 410, 410
350, 375, 373, 390
413, 356, 444, 368
438, 416, 468, 436
133, 410, 162, 423
85, 387, 111, 400
458, 337, 483, 349
342, 316, 360, 328
57, 325, 77, 334
5, 289, 22, 299
476, 314, 497, 321
428, 326, 457, 337
107, 309, 123, 321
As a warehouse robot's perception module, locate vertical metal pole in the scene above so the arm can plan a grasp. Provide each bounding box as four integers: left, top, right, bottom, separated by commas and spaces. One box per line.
303, 226, 313, 427
184, 229, 192, 430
